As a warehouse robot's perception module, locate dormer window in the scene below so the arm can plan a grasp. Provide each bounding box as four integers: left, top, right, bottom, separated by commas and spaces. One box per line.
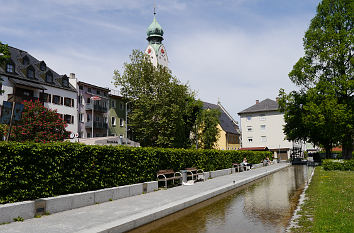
40, 61, 46, 71
27, 66, 35, 79
23, 56, 30, 65
45, 71, 53, 83
62, 76, 69, 87
6, 63, 14, 73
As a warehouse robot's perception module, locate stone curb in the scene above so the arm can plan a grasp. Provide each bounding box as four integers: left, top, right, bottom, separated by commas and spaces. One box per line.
0, 181, 158, 224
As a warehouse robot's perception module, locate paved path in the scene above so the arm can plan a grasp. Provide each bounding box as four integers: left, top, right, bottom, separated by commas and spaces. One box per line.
0, 163, 290, 233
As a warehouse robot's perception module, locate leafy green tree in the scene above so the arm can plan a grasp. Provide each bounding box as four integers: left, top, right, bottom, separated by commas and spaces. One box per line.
196, 108, 220, 149
113, 50, 201, 148
279, 0, 353, 159
0, 41, 10, 64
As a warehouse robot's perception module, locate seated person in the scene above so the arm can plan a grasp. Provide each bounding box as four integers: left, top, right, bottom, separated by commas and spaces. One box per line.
263, 157, 271, 166
241, 157, 252, 170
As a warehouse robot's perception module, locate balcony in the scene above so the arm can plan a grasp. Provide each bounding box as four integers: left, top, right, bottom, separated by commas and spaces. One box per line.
85, 121, 108, 129
7, 94, 41, 103
85, 104, 107, 113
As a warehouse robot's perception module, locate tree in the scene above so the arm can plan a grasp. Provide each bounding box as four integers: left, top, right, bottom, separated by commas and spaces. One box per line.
113, 50, 201, 148
0, 42, 10, 94
196, 108, 220, 149
8, 100, 70, 142
279, 0, 353, 159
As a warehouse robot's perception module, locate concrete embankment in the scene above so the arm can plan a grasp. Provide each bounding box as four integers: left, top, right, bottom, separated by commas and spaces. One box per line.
0, 163, 290, 233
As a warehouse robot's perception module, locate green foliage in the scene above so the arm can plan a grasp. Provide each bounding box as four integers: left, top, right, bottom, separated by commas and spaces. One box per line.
0, 41, 10, 65
113, 50, 202, 148
323, 159, 354, 171
0, 142, 272, 204
279, 0, 354, 159
196, 108, 221, 149
0, 124, 6, 140
8, 100, 70, 142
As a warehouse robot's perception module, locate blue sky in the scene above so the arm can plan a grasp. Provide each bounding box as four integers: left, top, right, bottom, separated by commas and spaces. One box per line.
0, 0, 320, 119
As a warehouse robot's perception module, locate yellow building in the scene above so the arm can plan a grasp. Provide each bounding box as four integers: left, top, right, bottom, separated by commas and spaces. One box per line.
203, 102, 241, 150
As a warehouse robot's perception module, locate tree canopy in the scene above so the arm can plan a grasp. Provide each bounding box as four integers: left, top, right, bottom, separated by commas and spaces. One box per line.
196, 108, 221, 149
279, 0, 353, 159
9, 100, 70, 142
113, 50, 202, 148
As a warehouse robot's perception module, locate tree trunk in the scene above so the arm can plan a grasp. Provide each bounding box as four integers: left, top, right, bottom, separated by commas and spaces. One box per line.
342, 135, 353, 160
325, 145, 332, 159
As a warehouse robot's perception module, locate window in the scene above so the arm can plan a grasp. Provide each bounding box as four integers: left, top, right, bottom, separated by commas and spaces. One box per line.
79, 85, 83, 90
64, 115, 72, 124
88, 87, 92, 93
97, 90, 100, 95
27, 67, 35, 79
247, 126, 252, 132
104, 92, 108, 97
52, 95, 61, 104
87, 114, 91, 122
6, 63, 14, 73
95, 116, 99, 122
120, 103, 124, 110
23, 56, 30, 65
39, 93, 51, 102
260, 125, 266, 130
79, 113, 83, 123
40, 61, 46, 71
0, 83, 2, 95
120, 118, 124, 127
79, 95, 82, 104
261, 136, 267, 142
112, 117, 116, 126
246, 116, 252, 121
260, 114, 266, 121
87, 133, 91, 138
45, 72, 53, 83
62, 77, 69, 87
248, 137, 253, 142
87, 98, 91, 104
64, 97, 72, 107
111, 100, 116, 108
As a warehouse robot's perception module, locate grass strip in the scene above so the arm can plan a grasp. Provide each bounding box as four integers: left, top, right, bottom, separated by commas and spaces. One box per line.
291, 167, 353, 233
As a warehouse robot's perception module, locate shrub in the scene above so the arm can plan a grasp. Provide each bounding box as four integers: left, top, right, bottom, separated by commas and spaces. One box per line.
0, 142, 272, 204
323, 159, 354, 171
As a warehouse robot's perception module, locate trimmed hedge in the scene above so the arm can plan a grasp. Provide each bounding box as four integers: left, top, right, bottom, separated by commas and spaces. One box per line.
323, 159, 354, 171
0, 142, 272, 204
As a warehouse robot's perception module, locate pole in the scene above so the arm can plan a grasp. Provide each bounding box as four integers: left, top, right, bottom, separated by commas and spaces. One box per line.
91, 99, 94, 138
125, 101, 128, 139
6, 102, 15, 141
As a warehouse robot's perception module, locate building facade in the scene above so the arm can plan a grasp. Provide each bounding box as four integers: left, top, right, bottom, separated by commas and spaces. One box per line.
0, 46, 78, 134
75, 81, 109, 138
238, 99, 301, 160
203, 102, 241, 150
108, 92, 127, 138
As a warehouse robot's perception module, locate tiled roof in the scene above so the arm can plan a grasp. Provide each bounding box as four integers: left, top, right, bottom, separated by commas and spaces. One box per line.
0, 46, 76, 92
202, 102, 240, 135
238, 98, 278, 114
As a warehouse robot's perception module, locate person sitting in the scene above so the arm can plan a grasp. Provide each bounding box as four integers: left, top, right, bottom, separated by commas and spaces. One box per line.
241, 157, 252, 170
263, 157, 271, 166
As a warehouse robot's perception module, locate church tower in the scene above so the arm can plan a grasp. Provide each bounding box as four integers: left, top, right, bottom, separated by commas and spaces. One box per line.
145, 11, 168, 68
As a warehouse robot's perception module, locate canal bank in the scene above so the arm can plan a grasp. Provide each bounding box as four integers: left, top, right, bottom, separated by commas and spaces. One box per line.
0, 163, 290, 233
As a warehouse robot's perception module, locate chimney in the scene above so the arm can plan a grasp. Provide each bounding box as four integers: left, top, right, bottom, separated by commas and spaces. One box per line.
256, 100, 259, 104
69, 73, 75, 79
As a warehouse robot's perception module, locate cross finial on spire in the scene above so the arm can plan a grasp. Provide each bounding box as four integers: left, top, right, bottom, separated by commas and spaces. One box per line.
153, 1, 156, 16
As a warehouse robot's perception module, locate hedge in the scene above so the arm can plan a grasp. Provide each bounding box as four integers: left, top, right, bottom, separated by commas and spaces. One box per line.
0, 142, 272, 204
323, 159, 354, 171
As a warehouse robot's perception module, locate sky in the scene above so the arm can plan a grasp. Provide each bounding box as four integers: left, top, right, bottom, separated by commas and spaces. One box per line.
0, 0, 321, 120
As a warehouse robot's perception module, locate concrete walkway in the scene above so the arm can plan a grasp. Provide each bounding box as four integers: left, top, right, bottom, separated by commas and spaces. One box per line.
0, 163, 290, 233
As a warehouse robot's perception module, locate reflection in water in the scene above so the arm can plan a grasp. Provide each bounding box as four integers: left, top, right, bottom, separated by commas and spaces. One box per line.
129, 166, 313, 233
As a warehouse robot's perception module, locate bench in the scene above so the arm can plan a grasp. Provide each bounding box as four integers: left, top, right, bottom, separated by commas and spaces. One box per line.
232, 163, 242, 172
184, 167, 204, 182
157, 169, 182, 188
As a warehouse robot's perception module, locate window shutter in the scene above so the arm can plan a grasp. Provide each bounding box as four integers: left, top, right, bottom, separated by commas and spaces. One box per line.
71, 99, 74, 107
60, 97, 63, 105
71, 115, 74, 124
48, 94, 51, 102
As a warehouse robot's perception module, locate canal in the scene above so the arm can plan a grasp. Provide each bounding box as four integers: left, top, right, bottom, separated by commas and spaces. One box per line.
129, 165, 313, 233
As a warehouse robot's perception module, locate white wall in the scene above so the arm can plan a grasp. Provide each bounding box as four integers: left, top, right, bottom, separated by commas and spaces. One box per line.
240, 111, 293, 150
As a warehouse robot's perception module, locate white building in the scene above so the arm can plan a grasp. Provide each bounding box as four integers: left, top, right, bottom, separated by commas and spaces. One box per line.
0, 46, 78, 134
238, 99, 301, 160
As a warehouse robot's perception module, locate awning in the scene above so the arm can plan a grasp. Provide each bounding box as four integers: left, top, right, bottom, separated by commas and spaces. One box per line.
10, 78, 46, 90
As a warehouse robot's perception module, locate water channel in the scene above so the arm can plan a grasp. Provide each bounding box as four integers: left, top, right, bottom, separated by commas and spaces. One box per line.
129, 165, 313, 233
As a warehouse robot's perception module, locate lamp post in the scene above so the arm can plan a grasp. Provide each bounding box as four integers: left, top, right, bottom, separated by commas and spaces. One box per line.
90, 96, 101, 138
125, 100, 131, 139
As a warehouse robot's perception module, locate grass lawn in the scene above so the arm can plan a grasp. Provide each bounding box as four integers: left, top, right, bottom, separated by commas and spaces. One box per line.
291, 167, 354, 233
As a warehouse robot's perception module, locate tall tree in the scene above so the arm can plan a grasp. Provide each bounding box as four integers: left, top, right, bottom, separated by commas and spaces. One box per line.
9, 100, 70, 142
113, 50, 201, 148
196, 108, 220, 149
0, 42, 10, 64
279, 0, 353, 159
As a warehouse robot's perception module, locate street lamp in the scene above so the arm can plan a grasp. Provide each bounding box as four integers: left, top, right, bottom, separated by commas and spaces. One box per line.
90, 96, 101, 138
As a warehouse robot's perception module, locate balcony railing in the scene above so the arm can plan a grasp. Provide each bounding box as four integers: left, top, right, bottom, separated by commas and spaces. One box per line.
7, 94, 42, 103
85, 121, 108, 129
85, 104, 107, 113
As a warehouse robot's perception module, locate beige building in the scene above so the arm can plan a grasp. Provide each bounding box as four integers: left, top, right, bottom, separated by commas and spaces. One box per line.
203, 102, 241, 150
238, 99, 302, 160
